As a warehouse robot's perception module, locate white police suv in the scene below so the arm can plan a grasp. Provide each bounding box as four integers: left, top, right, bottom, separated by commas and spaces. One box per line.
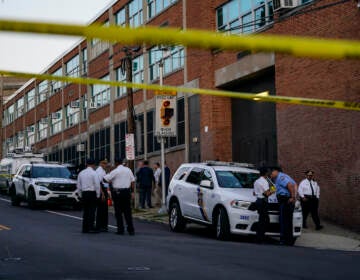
10, 163, 79, 209
167, 162, 302, 241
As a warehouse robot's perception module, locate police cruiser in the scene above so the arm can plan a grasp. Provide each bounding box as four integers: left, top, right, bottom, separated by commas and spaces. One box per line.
166, 161, 302, 241
10, 163, 79, 209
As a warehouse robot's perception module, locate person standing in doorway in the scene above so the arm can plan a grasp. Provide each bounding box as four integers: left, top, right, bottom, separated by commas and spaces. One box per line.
298, 170, 323, 230
95, 159, 109, 232
137, 160, 155, 209
77, 158, 101, 233
270, 167, 297, 245
104, 158, 135, 235
253, 167, 275, 243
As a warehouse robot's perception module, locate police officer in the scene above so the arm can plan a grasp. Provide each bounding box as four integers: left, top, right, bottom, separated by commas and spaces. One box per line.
270, 167, 297, 245
77, 158, 101, 233
95, 159, 109, 232
298, 170, 323, 230
253, 167, 275, 243
104, 158, 135, 235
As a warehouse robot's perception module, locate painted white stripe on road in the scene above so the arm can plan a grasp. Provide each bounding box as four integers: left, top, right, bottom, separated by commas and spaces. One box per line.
45, 210, 117, 229
0, 197, 10, 203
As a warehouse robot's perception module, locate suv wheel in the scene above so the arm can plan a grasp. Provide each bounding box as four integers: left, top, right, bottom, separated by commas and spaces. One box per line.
27, 188, 38, 210
10, 186, 21, 206
215, 207, 230, 241
169, 201, 186, 232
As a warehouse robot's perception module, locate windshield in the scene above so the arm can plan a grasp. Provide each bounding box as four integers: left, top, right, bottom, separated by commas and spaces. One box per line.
32, 166, 71, 179
216, 171, 259, 188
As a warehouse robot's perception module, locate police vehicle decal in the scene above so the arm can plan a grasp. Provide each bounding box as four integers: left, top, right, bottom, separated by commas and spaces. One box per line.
197, 187, 209, 221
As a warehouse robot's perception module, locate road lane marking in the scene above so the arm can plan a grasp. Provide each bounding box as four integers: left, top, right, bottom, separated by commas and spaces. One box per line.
0, 197, 11, 203
0, 224, 11, 230
45, 210, 117, 229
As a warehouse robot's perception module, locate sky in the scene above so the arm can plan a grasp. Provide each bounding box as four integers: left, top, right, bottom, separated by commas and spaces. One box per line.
0, 0, 115, 73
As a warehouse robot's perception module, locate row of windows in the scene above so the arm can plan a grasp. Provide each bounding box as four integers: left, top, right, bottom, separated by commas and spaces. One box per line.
216, 0, 314, 34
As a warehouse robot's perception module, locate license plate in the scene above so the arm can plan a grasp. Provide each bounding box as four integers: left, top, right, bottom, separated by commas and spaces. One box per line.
268, 194, 278, 203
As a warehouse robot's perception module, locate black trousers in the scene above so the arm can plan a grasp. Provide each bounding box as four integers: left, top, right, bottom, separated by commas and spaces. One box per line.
139, 186, 152, 208
112, 188, 134, 233
301, 196, 321, 227
256, 198, 269, 242
96, 186, 109, 230
82, 191, 97, 232
278, 196, 295, 245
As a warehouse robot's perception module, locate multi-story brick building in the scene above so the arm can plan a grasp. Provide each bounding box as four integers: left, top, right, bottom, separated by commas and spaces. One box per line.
2, 0, 359, 230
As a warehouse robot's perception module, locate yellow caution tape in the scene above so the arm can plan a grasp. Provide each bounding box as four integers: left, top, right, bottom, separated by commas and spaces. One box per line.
0, 20, 359, 59
1, 70, 359, 111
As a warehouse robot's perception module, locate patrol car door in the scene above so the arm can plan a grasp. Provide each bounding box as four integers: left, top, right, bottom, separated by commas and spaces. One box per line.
182, 167, 205, 218
192, 168, 215, 223
15, 166, 28, 196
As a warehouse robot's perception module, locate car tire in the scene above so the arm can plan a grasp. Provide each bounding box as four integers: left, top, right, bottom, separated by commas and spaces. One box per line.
169, 201, 186, 232
215, 207, 231, 241
10, 186, 21, 207
27, 188, 38, 210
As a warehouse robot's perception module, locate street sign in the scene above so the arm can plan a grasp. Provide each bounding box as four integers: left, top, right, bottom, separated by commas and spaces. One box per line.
155, 92, 177, 137
125, 133, 135, 160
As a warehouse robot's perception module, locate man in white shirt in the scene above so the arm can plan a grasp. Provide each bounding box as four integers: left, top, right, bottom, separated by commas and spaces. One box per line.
153, 162, 161, 206
298, 170, 323, 230
95, 159, 109, 232
104, 158, 135, 235
77, 158, 101, 233
253, 167, 275, 243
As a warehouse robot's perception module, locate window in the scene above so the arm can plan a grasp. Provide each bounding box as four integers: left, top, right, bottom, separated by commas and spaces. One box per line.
65, 54, 80, 77
148, 0, 177, 19
149, 46, 184, 81
65, 101, 80, 127
116, 54, 144, 98
173, 166, 191, 180
26, 89, 36, 110
82, 48, 88, 74
129, 0, 143, 28
115, 8, 125, 26
135, 114, 144, 156
50, 109, 62, 135
16, 97, 25, 118
63, 142, 87, 165
82, 94, 88, 120
92, 75, 110, 107
91, 21, 109, 46
38, 120, 48, 141
216, 0, 274, 34
32, 166, 71, 179
186, 168, 205, 185
114, 121, 127, 160
90, 127, 110, 163
38, 80, 48, 103
16, 131, 24, 149
215, 171, 259, 189
50, 68, 62, 94
7, 105, 15, 124
26, 125, 35, 147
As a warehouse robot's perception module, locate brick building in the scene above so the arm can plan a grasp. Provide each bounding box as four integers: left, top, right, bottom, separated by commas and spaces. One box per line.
2, 0, 359, 230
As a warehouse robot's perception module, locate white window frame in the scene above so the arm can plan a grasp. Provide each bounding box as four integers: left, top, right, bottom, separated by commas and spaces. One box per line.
92, 76, 110, 108
66, 102, 80, 127
50, 68, 63, 94
38, 121, 48, 141
148, 0, 177, 19
66, 54, 80, 77
38, 80, 48, 103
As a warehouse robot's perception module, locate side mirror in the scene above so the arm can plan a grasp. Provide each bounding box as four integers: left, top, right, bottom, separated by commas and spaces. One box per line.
200, 180, 213, 189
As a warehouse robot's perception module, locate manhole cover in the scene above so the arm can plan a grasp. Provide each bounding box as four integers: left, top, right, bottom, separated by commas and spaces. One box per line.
2, 257, 22, 262
127, 267, 151, 271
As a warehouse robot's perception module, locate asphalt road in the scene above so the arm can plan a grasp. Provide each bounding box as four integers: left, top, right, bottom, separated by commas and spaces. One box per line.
0, 196, 359, 280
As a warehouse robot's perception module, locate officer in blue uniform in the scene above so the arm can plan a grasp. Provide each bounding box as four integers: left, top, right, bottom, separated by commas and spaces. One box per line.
270, 167, 297, 245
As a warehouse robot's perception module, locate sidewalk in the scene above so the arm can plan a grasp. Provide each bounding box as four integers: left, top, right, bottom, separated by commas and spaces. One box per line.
116, 206, 360, 252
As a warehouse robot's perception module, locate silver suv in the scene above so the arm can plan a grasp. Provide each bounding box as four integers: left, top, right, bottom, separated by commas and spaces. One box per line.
10, 163, 79, 209
167, 162, 303, 241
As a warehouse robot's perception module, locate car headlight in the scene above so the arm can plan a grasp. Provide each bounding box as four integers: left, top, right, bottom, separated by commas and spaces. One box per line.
230, 200, 251, 210
36, 182, 50, 188
294, 200, 302, 212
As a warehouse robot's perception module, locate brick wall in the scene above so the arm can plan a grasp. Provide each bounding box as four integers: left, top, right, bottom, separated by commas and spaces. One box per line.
271, 0, 360, 230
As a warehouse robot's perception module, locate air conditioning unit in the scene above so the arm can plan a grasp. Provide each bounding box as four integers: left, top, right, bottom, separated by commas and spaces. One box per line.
27, 126, 35, 133
89, 102, 97, 109
70, 101, 80, 108
273, 0, 299, 11
17, 131, 24, 138
51, 112, 61, 119
40, 117, 48, 124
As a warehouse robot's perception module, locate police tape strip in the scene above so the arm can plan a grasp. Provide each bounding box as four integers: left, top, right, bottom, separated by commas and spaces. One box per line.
0, 20, 359, 59
1, 70, 359, 111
